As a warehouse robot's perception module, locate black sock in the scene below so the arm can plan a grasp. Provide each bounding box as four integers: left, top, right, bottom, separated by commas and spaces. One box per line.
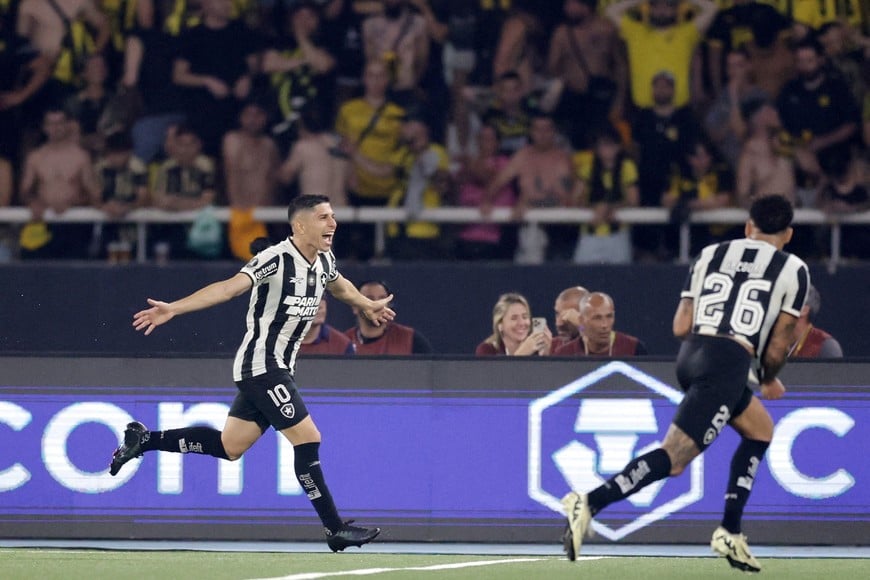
141, 427, 229, 460
294, 442, 343, 534
588, 448, 672, 515
721, 438, 769, 534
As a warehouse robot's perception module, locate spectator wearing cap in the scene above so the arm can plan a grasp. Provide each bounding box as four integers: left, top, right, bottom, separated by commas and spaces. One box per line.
345, 280, 434, 354
605, 0, 717, 109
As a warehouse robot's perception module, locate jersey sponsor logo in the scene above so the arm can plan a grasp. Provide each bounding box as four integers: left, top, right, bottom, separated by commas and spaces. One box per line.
282, 296, 320, 319
253, 262, 278, 281
529, 362, 703, 541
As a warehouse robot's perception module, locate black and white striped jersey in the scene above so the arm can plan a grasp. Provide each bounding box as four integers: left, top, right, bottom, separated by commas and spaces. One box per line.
232, 239, 339, 382
681, 238, 810, 370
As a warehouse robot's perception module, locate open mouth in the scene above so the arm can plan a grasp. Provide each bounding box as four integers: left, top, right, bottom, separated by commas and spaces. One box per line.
323, 233, 334, 244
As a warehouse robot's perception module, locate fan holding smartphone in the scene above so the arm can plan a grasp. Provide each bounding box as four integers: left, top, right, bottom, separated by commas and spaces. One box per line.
531, 317, 552, 356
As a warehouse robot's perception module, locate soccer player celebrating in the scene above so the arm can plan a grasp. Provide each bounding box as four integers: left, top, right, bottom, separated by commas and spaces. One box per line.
562, 194, 809, 573
111, 194, 394, 552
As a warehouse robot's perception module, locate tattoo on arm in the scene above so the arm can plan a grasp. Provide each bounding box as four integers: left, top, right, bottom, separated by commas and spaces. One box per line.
762, 314, 797, 381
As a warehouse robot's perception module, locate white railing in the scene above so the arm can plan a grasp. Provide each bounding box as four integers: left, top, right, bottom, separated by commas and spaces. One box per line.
1, 206, 868, 269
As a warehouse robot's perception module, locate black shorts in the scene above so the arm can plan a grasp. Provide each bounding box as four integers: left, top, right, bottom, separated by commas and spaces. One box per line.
672, 335, 754, 451
230, 369, 310, 432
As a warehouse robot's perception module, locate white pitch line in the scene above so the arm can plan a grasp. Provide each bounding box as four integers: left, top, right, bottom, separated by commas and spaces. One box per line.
250, 556, 603, 580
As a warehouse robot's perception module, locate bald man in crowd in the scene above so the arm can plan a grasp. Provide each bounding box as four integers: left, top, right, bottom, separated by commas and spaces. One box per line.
553, 291, 647, 356
788, 285, 842, 359
552, 286, 589, 351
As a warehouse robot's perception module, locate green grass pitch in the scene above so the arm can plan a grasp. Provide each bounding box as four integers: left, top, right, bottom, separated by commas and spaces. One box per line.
1, 549, 867, 580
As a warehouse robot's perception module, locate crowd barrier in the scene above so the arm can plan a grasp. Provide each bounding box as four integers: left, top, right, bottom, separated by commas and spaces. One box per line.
2, 206, 869, 269
0, 356, 866, 545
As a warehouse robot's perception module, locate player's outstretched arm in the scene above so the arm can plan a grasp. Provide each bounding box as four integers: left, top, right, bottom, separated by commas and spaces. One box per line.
327, 274, 396, 327
133, 273, 252, 335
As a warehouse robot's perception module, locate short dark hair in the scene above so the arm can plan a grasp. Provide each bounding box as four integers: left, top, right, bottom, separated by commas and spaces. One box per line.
358, 279, 392, 295
288, 194, 331, 222
749, 194, 794, 234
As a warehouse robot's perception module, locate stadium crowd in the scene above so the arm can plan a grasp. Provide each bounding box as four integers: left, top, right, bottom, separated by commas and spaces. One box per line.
0, 0, 867, 263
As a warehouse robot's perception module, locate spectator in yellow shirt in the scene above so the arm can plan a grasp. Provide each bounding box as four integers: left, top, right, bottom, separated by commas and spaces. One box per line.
605, 0, 718, 108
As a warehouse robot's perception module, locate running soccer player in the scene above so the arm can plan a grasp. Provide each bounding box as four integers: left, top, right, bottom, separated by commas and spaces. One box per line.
562, 194, 809, 573
111, 194, 394, 552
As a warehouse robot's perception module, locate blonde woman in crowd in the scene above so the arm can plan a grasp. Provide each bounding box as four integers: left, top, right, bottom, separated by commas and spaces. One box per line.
475, 292, 552, 356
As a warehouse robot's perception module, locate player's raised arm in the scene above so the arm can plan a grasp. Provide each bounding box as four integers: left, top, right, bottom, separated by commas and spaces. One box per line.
326, 274, 395, 327
133, 273, 252, 335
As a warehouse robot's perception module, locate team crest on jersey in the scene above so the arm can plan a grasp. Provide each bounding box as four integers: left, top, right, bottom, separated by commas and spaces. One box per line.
280, 403, 295, 419
320, 272, 328, 286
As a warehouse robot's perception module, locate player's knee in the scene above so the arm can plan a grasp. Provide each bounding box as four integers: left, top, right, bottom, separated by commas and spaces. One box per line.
754, 422, 774, 444
668, 464, 684, 476
302, 428, 322, 445
222, 446, 245, 461
289, 417, 322, 445
221, 437, 250, 461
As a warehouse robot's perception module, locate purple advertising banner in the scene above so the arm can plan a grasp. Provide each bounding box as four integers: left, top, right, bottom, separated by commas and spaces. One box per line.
0, 359, 867, 544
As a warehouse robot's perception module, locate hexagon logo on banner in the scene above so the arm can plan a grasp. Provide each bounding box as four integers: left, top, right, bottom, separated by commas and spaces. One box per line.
528, 361, 704, 541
